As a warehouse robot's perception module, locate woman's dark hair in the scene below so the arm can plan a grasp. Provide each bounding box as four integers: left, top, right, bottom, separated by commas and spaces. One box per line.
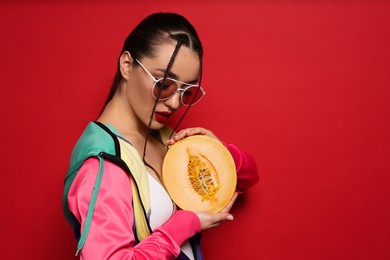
104, 12, 203, 106
102, 12, 204, 176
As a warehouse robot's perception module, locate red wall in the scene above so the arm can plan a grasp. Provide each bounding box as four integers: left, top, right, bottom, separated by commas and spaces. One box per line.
1, 1, 389, 259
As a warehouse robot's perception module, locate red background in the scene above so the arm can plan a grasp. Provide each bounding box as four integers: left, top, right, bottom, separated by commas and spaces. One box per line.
1, 1, 389, 259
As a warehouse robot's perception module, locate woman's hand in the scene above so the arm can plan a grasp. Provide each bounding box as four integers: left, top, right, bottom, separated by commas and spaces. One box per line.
168, 127, 236, 229
195, 192, 238, 230
166, 127, 220, 145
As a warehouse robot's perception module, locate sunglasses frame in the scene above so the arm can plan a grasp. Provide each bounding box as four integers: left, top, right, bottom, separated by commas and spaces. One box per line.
135, 59, 205, 106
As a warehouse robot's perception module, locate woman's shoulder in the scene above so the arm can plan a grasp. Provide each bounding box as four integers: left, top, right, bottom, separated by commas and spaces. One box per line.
69, 122, 120, 164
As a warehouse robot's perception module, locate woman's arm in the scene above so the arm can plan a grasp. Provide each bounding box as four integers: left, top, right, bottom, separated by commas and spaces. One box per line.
67, 158, 201, 260
224, 143, 259, 193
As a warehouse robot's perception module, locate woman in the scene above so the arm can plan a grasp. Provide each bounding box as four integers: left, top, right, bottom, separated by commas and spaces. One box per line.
63, 12, 259, 259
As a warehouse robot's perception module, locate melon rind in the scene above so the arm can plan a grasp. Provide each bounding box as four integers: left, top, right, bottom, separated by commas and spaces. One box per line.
162, 135, 237, 213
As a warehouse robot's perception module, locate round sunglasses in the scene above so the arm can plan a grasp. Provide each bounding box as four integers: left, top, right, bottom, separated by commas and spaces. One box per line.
135, 59, 205, 106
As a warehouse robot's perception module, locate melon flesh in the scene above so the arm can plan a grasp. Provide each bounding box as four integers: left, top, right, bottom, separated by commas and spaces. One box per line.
162, 135, 237, 213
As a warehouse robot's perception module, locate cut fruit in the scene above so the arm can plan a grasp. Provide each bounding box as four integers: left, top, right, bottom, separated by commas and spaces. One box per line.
162, 135, 237, 213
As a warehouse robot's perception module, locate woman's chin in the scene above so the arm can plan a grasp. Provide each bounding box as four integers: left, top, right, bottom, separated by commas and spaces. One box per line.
149, 120, 166, 130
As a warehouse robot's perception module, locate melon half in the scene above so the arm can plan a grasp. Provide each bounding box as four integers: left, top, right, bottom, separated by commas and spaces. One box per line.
162, 135, 237, 213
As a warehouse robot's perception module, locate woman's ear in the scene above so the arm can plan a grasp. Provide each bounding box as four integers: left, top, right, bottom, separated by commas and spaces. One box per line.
119, 51, 134, 80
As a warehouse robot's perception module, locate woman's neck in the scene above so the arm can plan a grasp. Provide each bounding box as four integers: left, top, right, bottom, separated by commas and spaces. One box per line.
97, 92, 148, 138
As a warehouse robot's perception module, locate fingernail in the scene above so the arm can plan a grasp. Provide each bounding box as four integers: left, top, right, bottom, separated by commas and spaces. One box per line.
227, 214, 234, 221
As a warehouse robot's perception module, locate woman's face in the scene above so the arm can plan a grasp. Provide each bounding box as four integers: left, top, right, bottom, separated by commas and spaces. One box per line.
126, 43, 200, 130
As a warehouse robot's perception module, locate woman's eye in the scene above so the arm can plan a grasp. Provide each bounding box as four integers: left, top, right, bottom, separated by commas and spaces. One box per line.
156, 82, 170, 89
183, 89, 194, 97
157, 79, 177, 90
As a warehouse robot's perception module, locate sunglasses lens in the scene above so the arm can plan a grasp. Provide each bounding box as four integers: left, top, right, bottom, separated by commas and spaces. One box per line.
154, 79, 178, 99
182, 86, 203, 105
153, 79, 204, 105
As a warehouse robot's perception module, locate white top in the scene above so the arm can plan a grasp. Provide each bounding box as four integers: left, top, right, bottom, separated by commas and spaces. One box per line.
147, 173, 195, 260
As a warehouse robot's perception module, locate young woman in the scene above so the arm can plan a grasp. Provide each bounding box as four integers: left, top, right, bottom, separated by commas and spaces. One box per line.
63, 12, 259, 259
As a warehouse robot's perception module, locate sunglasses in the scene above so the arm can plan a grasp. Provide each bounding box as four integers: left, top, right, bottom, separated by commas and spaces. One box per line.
135, 59, 205, 106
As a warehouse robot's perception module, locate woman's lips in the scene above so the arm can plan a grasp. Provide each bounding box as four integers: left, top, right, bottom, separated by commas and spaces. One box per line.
154, 111, 172, 123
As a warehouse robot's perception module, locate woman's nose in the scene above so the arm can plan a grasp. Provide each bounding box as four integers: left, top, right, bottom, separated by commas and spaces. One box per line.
164, 91, 182, 110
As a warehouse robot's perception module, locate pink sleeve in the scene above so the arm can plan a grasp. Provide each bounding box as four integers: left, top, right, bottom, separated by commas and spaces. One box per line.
225, 144, 260, 192
67, 157, 201, 260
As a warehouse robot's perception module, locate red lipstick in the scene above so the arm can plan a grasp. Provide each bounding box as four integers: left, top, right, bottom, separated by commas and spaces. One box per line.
154, 111, 172, 123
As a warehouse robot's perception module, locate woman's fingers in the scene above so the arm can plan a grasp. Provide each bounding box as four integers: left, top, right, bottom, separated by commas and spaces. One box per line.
220, 192, 239, 213
166, 127, 220, 145
200, 193, 239, 229
194, 193, 239, 230
195, 211, 234, 230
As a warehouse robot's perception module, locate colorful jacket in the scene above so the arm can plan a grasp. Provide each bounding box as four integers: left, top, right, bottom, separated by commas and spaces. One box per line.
63, 121, 259, 259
